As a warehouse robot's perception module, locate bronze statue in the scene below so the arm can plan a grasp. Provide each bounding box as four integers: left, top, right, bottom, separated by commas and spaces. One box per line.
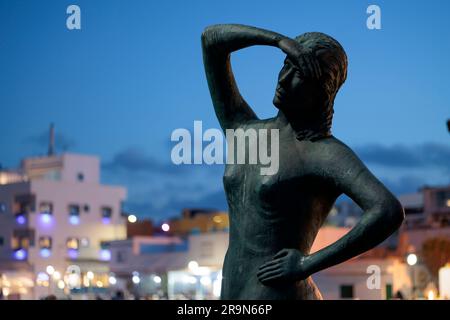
201, 24, 404, 299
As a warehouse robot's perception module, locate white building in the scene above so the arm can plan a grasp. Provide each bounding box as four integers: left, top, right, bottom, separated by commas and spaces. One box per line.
108, 231, 228, 299
0, 153, 127, 299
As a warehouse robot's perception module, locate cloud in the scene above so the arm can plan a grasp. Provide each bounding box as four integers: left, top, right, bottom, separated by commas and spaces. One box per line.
103, 147, 186, 175
379, 175, 428, 195
354, 142, 450, 170
24, 128, 76, 152
103, 146, 226, 221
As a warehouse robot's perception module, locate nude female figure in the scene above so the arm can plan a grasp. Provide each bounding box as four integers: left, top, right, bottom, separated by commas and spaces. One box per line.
201, 24, 404, 299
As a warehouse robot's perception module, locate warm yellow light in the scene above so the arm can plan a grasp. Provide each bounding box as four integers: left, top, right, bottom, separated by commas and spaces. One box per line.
128, 215, 137, 223
446, 199, 450, 207
66, 238, 79, 250
57, 280, 65, 289
427, 290, 435, 300
213, 215, 222, 223
83, 276, 90, 287
96, 281, 103, 288
2, 288, 10, 297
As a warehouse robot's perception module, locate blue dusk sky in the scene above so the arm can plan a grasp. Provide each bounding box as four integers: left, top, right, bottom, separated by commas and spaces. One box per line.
0, 0, 449, 221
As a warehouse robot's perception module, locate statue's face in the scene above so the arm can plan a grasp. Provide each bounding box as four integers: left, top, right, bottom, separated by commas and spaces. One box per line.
273, 58, 317, 113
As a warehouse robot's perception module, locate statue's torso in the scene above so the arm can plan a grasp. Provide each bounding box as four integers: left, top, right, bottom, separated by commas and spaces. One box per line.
221, 119, 339, 299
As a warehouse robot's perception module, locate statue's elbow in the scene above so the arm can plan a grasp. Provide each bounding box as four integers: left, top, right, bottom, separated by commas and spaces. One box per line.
384, 198, 405, 230
201, 25, 217, 48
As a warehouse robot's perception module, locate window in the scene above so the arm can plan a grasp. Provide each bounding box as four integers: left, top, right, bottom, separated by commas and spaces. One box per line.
0, 236, 4, 246
101, 207, 112, 218
14, 194, 36, 213
39, 202, 53, 214
12, 229, 35, 249
435, 190, 450, 208
116, 250, 126, 263
69, 204, 80, 216
340, 285, 354, 299
101, 207, 112, 224
11, 237, 30, 249
39, 236, 52, 249
68, 205, 81, 224
386, 284, 393, 300
77, 172, 84, 182
83, 204, 90, 213
66, 237, 79, 250
0, 202, 6, 213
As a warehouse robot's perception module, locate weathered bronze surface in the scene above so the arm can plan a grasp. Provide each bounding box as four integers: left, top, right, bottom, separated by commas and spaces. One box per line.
202, 24, 404, 299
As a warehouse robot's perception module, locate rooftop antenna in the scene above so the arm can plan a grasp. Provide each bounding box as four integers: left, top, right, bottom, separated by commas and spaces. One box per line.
48, 123, 55, 156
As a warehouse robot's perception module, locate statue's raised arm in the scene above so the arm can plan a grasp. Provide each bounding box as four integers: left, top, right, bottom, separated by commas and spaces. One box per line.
201, 24, 286, 130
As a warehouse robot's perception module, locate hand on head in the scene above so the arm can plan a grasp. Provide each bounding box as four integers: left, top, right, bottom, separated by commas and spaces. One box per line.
279, 38, 322, 80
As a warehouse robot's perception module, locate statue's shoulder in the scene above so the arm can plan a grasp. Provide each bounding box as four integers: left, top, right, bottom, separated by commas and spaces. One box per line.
232, 117, 275, 131
314, 136, 365, 169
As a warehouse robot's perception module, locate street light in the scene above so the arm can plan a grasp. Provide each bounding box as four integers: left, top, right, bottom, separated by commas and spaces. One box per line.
46, 265, 55, 275
188, 261, 199, 271
153, 275, 162, 284
407, 253, 418, 299
407, 253, 417, 266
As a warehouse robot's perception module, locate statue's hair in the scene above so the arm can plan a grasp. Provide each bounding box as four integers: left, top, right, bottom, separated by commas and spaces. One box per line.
293, 32, 348, 140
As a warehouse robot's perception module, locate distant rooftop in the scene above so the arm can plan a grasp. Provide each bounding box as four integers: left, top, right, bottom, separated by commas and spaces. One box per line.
398, 192, 424, 208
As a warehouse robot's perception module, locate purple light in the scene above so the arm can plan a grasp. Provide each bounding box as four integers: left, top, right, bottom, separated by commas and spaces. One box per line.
40, 248, 51, 258
40, 213, 52, 224
69, 215, 80, 225
68, 249, 78, 259
102, 217, 111, 225
16, 215, 26, 225
99, 249, 111, 261
14, 249, 27, 260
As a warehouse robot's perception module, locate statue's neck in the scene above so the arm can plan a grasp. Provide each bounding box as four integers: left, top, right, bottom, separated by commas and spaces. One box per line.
276, 110, 331, 142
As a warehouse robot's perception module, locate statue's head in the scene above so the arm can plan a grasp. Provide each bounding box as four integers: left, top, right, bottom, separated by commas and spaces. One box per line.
273, 32, 347, 139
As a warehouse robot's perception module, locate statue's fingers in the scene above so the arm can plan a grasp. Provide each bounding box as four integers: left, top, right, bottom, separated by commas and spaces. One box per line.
273, 249, 289, 259
259, 259, 281, 269
257, 264, 280, 275
259, 271, 283, 284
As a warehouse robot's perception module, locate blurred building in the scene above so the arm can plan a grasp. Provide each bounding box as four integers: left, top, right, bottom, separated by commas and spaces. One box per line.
168, 209, 229, 237
399, 185, 450, 229
108, 231, 227, 299
126, 219, 154, 238
313, 257, 411, 300
0, 152, 127, 299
